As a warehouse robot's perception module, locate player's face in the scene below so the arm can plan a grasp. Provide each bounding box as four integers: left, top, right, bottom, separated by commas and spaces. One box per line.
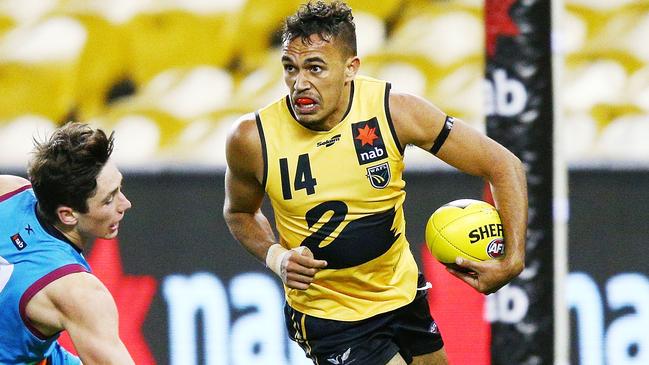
281, 34, 357, 130
75, 160, 131, 240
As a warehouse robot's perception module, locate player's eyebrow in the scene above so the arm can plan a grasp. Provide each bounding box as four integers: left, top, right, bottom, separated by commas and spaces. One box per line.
304, 56, 325, 64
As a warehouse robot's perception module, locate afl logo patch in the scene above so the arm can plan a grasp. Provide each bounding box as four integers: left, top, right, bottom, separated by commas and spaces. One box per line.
366, 162, 390, 189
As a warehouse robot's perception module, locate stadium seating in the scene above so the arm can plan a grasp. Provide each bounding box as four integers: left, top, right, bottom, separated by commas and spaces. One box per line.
1, 0, 647, 166
0, 16, 85, 122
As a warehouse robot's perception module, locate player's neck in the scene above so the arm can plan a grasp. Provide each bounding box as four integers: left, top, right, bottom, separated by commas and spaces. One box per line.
35, 204, 85, 252
53, 225, 86, 251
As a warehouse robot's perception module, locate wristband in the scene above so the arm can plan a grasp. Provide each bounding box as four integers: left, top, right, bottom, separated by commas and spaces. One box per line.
265, 243, 291, 280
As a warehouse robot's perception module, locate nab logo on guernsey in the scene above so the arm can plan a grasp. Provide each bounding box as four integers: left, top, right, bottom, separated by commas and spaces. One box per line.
366, 162, 390, 189
11, 233, 27, 250
352, 117, 387, 165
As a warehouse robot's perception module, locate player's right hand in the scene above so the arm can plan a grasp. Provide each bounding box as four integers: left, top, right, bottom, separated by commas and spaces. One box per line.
266, 244, 328, 290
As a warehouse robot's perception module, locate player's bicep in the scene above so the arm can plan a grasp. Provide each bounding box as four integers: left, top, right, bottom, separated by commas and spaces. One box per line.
0, 175, 30, 195
224, 167, 265, 214
224, 114, 265, 214
434, 120, 510, 178
390, 92, 506, 178
50, 273, 133, 364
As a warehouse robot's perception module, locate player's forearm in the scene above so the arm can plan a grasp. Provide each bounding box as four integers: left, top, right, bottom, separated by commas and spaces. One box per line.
79, 344, 134, 365
224, 209, 277, 262
489, 153, 527, 275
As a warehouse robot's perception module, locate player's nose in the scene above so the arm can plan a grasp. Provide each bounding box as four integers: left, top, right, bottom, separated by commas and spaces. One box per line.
117, 192, 132, 212
294, 71, 311, 91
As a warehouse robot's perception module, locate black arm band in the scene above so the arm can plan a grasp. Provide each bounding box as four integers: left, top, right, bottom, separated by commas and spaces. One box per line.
429, 116, 455, 155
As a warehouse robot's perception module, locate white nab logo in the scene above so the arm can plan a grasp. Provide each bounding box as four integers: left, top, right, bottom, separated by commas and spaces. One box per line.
360, 146, 384, 162
484, 68, 528, 117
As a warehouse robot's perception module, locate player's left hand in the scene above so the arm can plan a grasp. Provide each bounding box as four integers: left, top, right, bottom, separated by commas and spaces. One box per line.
446, 257, 523, 294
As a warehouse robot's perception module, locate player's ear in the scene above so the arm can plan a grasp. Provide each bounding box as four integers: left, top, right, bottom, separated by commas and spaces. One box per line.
345, 56, 360, 82
56, 206, 78, 225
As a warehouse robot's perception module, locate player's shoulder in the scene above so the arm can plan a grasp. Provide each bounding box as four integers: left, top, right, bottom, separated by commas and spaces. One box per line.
226, 112, 261, 150
355, 74, 386, 85
41, 271, 108, 307
225, 113, 264, 172
28, 271, 114, 334
0, 175, 31, 197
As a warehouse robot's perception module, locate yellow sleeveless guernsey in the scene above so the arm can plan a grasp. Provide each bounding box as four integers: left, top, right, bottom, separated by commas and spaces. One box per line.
256, 75, 418, 321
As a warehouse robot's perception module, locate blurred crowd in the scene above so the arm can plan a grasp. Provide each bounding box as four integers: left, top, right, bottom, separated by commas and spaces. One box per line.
0, 0, 647, 168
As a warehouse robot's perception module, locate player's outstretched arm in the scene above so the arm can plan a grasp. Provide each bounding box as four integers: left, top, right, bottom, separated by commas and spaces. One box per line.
390, 92, 527, 294
223, 115, 327, 290
26, 272, 135, 364
0, 175, 31, 195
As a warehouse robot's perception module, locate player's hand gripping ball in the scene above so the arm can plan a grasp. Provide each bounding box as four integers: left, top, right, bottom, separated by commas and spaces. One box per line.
425, 199, 505, 265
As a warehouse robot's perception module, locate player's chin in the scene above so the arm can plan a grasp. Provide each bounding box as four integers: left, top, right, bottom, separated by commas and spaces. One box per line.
296, 113, 321, 126
103, 226, 120, 239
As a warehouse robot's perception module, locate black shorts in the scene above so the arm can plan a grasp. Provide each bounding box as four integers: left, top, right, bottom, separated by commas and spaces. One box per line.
284, 274, 444, 365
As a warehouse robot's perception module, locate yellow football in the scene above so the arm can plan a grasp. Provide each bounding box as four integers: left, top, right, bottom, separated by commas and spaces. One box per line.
425, 199, 505, 264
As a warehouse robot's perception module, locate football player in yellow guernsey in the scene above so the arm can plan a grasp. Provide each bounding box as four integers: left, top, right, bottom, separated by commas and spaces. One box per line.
224, 1, 528, 364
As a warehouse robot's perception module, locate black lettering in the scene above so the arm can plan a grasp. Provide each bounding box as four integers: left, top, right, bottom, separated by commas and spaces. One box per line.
469, 228, 481, 243
479, 225, 489, 239
279, 158, 292, 200
489, 224, 497, 237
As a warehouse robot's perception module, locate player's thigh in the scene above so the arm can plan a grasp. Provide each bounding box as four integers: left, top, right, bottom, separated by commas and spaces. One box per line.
386, 352, 408, 365
411, 347, 449, 365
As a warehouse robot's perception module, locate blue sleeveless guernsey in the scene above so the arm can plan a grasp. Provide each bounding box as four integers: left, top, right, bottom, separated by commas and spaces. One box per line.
0, 185, 90, 364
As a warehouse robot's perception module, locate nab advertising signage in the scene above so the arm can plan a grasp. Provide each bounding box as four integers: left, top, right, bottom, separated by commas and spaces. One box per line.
31, 168, 647, 364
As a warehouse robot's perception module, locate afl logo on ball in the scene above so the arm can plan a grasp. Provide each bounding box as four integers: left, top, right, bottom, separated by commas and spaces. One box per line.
486, 238, 505, 258
366, 162, 390, 189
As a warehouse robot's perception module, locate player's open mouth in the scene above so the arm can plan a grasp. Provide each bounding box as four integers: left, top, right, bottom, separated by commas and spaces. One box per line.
294, 97, 318, 114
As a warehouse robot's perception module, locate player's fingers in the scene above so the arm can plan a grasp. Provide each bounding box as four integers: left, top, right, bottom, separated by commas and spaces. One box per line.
293, 251, 328, 269
293, 246, 313, 257
287, 271, 315, 283
286, 260, 318, 276
308, 258, 328, 269
454, 257, 482, 272
446, 266, 480, 290
286, 273, 315, 290
286, 280, 311, 290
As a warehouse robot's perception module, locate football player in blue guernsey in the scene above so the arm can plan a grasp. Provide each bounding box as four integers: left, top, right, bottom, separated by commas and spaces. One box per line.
0, 123, 135, 364
224, 1, 528, 364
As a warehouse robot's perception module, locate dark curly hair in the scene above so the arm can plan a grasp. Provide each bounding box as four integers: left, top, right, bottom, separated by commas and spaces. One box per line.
28, 122, 115, 223
282, 1, 357, 57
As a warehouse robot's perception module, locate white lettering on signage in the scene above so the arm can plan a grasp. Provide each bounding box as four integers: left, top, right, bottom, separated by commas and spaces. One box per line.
163, 272, 229, 365
163, 272, 311, 365
484, 69, 528, 117
569, 272, 649, 365
485, 283, 529, 324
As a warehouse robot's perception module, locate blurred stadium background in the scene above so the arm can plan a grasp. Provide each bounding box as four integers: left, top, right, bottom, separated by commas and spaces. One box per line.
1, 1, 648, 364
1, 0, 648, 169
